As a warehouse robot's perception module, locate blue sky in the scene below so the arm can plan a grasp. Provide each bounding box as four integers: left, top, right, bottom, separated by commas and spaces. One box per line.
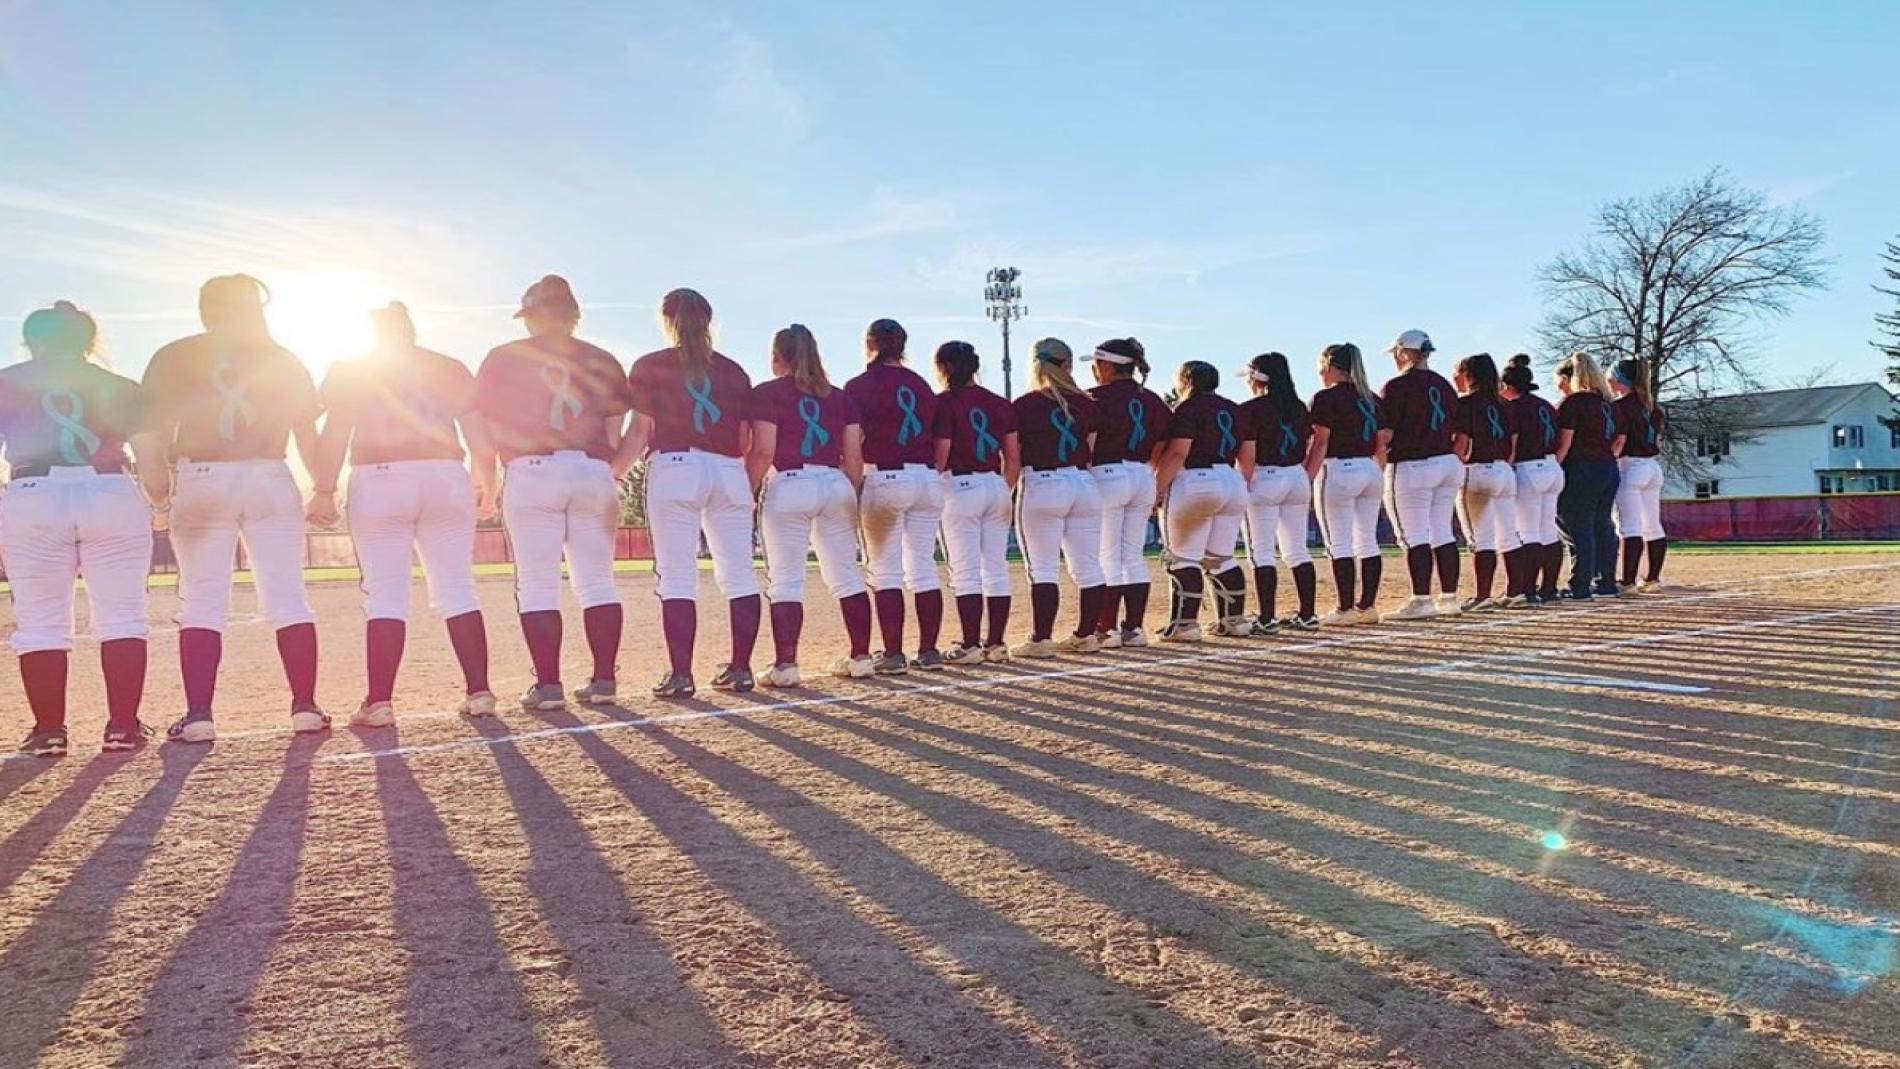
1, 1, 1895, 398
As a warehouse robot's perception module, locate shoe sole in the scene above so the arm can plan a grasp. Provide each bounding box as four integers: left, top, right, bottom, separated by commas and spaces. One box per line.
169, 723, 217, 744
573, 695, 617, 706
521, 699, 569, 711
21, 746, 68, 758
349, 715, 396, 729
291, 716, 331, 735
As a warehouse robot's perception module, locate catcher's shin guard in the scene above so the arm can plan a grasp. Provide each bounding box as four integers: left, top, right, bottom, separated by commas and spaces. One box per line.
1166, 565, 1205, 628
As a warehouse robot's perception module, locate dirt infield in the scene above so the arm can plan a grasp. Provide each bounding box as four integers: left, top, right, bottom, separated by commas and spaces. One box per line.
1, 551, 1897, 1068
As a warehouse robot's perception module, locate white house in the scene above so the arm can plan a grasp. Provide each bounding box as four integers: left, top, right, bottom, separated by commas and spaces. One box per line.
1664, 382, 1900, 499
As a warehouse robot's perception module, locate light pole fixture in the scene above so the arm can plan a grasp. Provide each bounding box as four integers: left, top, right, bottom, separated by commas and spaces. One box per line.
984, 266, 1026, 397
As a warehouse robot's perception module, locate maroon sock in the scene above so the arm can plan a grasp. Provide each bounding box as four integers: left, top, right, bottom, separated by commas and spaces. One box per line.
660, 599, 696, 676
519, 610, 563, 685
1357, 556, 1383, 610
1405, 545, 1433, 595
583, 603, 622, 683
729, 594, 761, 670
276, 623, 318, 707
1433, 542, 1460, 594
769, 600, 803, 666
100, 639, 146, 729
1620, 536, 1643, 586
1122, 583, 1151, 631
1253, 565, 1278, 620
840, 593, 873, 658
1330, 557, 1356, 611
445, 611, 490, 695
365, 618, 406, 705
179, 627, 222, 713
1291, 562, 1317, 618
1500, 548, 1521, 597
1075, 585, 1106, 638
20, 650, 67, 732
1096, 586, 1122, 635
1645, 539, 1668, 583
873, 588, 905, 654
1473, 551, 1497, 600
1029, 582, 1059, 641
955, 594, 984, 648
984, 596, 1011, 647
913, 590, 943, 654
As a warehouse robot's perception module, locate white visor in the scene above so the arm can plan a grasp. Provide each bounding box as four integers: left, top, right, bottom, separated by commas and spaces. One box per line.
1091, 347, 1134, 365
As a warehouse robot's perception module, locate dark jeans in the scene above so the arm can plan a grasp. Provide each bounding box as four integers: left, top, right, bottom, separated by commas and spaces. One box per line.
1557, 458, 1621, 594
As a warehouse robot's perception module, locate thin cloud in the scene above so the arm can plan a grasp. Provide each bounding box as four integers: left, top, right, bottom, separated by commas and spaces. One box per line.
748, 187, 960, 256
712, 21, 812, 141
913, 231, 1333, 295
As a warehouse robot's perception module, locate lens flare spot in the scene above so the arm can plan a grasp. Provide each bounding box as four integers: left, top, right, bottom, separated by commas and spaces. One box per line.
1540, 832, 1570, 851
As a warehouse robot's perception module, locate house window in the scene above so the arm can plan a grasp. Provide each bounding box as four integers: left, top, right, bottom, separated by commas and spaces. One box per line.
1879, 474, 1896, 492
1819, 473, 1839, 495
1891, 425, 1900, 449
1833, 424, 1864, 448
1694, 433, 1730, 459
1694, 480, 1721, 499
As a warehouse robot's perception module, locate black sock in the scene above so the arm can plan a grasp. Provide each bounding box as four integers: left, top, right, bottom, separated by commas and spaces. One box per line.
1030, 582, 1059, 641
1330, 557, 1356, 611
1405, 544, 1433, 595
956, 594, 983, 648
1076, 585, 1106, 638
1433, 542, 1460, 594
1253, 565, 1278, 621
1621, 536, 1644, 586
1291, 562, 1317, 618
1358, 556, 1383, 610
1473, 551, 1497, 600
1122, 583, 1151, 631
1645, 539, 1668, 583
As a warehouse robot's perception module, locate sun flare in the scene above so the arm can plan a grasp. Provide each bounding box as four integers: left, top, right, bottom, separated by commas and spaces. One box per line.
263, 267, 395, 375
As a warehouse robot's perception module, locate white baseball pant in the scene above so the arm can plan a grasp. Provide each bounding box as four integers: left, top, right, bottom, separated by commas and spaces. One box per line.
1245, 464, 1314, 568
646, 449, 759, 602
502, 450, 621, 613
1512, 457, 1565, 545
761, 466, 866, 603
0, 468, 153, 653
939, 471, 1011, 597
170, 460, 315, 632
859, 464, 944, 593
1314, 457, 1383, 560
1016, 468, 1105, 586
347, 459, 480, 622
1615, 456, 1666, 540
1457, 460, 1521, 553
1164, 467, 1246, 570
1091, 460, 1155, 587
1385, 453, 1462, 548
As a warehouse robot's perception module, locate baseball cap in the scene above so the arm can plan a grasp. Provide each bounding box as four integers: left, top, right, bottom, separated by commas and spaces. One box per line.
1387, 329, 1433, 354
515, 274, 580, 319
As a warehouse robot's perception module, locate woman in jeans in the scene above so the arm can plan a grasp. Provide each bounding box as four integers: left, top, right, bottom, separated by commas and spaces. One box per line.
1553, 352, 1626, 600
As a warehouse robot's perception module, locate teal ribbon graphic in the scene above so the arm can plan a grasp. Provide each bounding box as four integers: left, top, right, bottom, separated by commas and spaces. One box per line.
894, 385, 923, 444
797, 395, 830, 458
211, 362, 257, 441
969, 407, 999, 462
686, 373, 722, 434
41, 389, 101, 464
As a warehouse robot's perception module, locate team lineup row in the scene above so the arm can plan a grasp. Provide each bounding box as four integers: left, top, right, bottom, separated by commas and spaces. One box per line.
0, 275, 1671, 756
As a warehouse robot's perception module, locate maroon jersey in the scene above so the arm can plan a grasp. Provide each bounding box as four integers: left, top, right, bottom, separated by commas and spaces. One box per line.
1615, 394, 1666, 459
1380, 369, 1457, 462
628, 347, 752, 458
0, 360, 147, 471
1310, 383, 1383, 459
843, 362, 936, 468
1558, 390, 1620, 462
1454, 392, 1515, 465
1014, 389, 1098, 470
748, 376, 860, 470
320, 348, 475, 465
1088, 378, 1170, 465
1239, 395, 1312, 467
933, 384, 1016, 474
1511, 394, 1560, 461
1168, 392, 1243, 468
143, 334, 318, 462
475, 336, 631, 463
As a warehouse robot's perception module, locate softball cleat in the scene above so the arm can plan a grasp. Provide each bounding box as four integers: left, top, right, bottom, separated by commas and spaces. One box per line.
1119, 627, 1150, 648
101, 720, 154, 753
1012, 637, 1059, 659
349, 701, 396, 729
711, 665, 755, 693
1494, 595, 1531, 610
17, 728, 68, 758
912, 649, 946, 671
982, 643, 1012, 664
830, 655, 876, 679
458, 691, 499, 718
1281, 614, 1321, 632
1387, 596, 1438, 621
572, 679, 618, 706
1354, 606, 1384, 625
1460, 597, 1494, 613
1055, 632, 1100, 654
871, 651, 910, 676
1433, 594, 1463, 616
167, 711, 216, 744
762, 664, 803, 688
1317, 608, 1357, 627
650, 672, 696, 699
520, 683, 569, 711
943, 644, 987, 667
1158, 622, 1204, 643
290, 702, 332, 734
1095, 629, 1123, 649
1246, 617, 1282, 638
1209, 617, 1252, 639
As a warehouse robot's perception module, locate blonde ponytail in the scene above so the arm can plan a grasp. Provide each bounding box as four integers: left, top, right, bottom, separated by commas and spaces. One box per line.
773, 323, 832, 398
661, 288, 715, 377
1029, 337, 1084, 417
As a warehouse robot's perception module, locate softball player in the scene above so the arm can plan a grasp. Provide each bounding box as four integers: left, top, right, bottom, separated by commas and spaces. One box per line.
306, 303, 495, 726
625, 288, 759, 697
1307, 343, 1386, 625
1502, 355, 1565, 604
142, 275, 324, 743
1237, 352, 1319, 632
472, 275, 633, 711
1380, 330, 1463, 620
1151, 361, 1252, 642
1087, 338, 1169, 646
1554, 352, 1626, 600
1011, 339, 1104, 657
843, 319, 944, 673
930, 341, 1019, 665
1, 302, 161, 756
1450, 353, 1521, 609
1610, 358, 1669, 591
746, 325, 871, 686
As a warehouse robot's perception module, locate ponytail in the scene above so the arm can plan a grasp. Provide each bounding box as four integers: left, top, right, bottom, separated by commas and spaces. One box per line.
865, 318, 907, 365
22, 300, 99, 363
774, 323, 832, 398
199, 274, 274, 346
661, 287, 715, 377
1455, 352, 1501, 398
1612, 358, 1655, 412
1321, 342, 1375, 400
1175, 360, 1220, 402
1502, 353, 1538, 394
1556, 351, 1614, 399
934, 340, 980, 390
1029, 337, 1084, 417
1246, 351, 1307, 422
1091, 336, 1150, 382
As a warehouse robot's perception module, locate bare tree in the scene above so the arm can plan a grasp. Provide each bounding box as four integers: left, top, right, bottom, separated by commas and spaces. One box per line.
1877, 237, 1900, 433
1538, 169, 1826, 478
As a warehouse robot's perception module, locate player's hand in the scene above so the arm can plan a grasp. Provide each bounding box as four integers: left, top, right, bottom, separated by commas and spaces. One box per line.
306, 491, 341, 528
474, 482, 500, 522
150, 506, 171, 534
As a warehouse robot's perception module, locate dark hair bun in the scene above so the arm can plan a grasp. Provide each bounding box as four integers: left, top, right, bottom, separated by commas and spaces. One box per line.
1508, 353, 1531, 368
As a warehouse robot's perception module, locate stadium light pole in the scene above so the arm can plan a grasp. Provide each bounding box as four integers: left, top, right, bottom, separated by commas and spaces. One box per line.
984, 266, 1026, 397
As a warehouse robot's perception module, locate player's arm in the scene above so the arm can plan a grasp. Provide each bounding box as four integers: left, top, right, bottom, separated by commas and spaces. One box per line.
305, 409, 354, 527
745, 419, 775, 496
1555, 429, 1574, 464
842, 423, 864, 492
1153, 437, 1191, 505
1001, 433, 1022, 490
1611, 432, 1627, 459
612, 411, 651, 480
1374, 428, 1392, 469
933, 435, 951, 473
1236, 439, 1257, 482
1304, 425, 1329, 480
456, 412, 500, 521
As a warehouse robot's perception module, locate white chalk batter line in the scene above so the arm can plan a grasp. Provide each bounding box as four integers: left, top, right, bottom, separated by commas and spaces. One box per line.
317, 592, 1892, 766
1488, 671, 1712, 695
